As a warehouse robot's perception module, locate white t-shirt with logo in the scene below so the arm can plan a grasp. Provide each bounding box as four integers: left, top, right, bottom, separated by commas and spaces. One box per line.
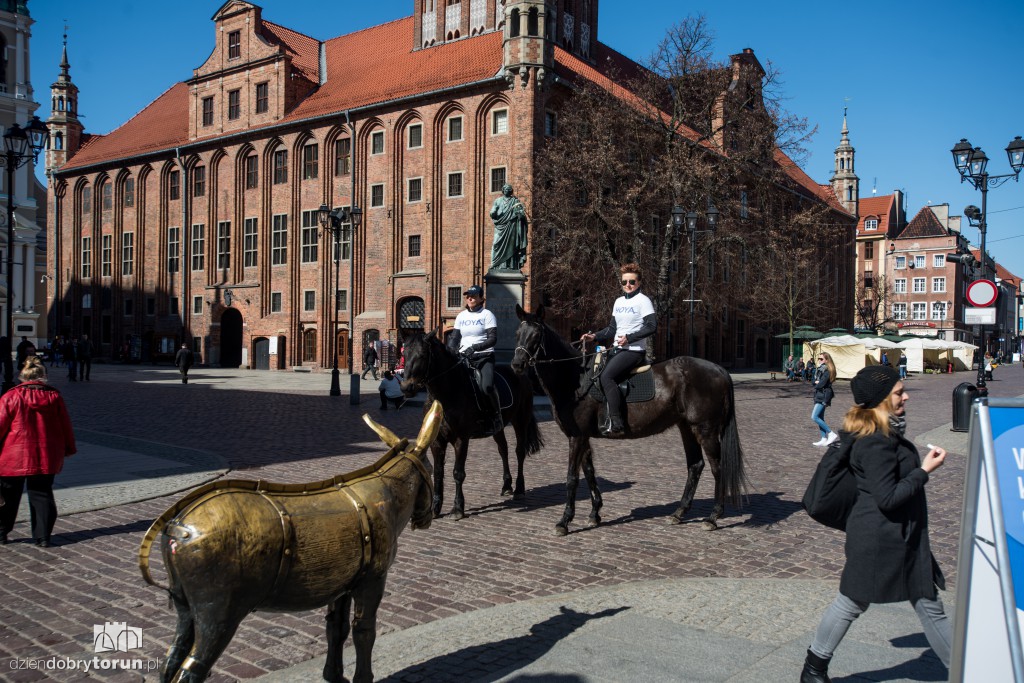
611, 292, 655, 352
454, 306, 497, 354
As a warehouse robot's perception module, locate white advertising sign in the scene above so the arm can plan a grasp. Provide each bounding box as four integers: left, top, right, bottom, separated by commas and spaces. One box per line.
966, 307, 997, 325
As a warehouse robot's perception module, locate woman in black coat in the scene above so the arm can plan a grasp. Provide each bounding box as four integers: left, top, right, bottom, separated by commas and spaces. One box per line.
801, 365, 951, 683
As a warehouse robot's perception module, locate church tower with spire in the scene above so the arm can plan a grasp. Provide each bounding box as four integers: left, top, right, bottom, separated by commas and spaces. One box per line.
45, 30, 83, 176
830, 109, 859, 216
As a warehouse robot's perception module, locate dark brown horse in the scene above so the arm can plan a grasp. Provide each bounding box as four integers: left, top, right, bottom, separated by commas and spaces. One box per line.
511, 304, 748, 535
401, 330, 542, 519
139, 405, 442, 683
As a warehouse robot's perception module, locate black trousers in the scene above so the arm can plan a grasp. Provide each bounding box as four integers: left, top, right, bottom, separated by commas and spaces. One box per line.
0, 474, 57, 542
601, 349, 645, 419
379, 391, 404, 409
79, 357, 91, 380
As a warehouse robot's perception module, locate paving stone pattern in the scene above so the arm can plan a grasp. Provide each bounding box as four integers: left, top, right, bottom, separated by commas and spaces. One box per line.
0, 363, 1016, 681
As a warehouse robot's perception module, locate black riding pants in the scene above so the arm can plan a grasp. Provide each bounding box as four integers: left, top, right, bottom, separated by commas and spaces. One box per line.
601, 349, 645, 419
469, 354, 495, 395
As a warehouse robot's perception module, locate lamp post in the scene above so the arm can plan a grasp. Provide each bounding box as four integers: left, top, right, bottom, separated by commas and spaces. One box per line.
672, 203, 719, 357
318, 203, 362, 399
950, 136, 1024, 392
1, 116, 47, 394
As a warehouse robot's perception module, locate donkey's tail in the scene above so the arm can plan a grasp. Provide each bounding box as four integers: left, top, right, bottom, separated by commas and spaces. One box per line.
720, 378, 749, 507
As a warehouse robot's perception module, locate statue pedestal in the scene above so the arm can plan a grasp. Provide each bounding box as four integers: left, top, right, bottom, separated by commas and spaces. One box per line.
484, 269, 527, 365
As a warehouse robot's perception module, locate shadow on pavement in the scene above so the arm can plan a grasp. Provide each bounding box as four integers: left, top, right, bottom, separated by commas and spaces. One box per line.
380, 605, 628, 683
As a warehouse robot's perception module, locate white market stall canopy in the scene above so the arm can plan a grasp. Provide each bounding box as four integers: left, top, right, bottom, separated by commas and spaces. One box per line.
803, 335, 978, 376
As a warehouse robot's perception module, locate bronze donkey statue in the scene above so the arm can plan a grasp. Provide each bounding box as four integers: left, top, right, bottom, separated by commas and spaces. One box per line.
139, 402, 442, 683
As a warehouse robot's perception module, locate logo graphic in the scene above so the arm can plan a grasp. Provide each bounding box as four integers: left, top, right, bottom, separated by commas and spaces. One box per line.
93, 622, 143, 653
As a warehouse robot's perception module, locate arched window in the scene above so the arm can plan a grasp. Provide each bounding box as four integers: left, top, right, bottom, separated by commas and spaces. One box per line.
527, 7, 539, 35
847, 186, 854, 201
509, 8, 520, 37
58, 96, 65, 111
303, 329, 317, 362
55, 133, 64, 150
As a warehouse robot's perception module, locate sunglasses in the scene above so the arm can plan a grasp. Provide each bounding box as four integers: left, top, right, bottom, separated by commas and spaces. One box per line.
621, 279, 638, 286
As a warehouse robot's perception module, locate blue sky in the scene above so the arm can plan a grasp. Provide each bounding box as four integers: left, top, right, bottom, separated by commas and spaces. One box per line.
28, 1, 1024, 276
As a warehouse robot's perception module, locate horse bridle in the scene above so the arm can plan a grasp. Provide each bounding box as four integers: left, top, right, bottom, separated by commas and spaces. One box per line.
514, 321, 596, 367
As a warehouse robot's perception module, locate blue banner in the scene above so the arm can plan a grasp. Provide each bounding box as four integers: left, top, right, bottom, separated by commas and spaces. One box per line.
991, 406, 1024, 612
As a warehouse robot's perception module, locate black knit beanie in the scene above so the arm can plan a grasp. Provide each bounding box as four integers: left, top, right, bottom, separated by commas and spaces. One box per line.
850, 365, 901, 409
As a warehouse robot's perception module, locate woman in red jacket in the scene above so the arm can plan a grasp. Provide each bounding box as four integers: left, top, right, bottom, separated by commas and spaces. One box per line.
0, 356, 76, 547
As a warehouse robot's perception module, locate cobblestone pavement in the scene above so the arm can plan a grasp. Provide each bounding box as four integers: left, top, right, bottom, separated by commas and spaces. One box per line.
0, 361, 1017, 681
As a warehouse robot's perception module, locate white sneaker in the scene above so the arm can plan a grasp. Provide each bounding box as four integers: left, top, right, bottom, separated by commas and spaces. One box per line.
812, 437, 827, 447
825, 432, 839, 445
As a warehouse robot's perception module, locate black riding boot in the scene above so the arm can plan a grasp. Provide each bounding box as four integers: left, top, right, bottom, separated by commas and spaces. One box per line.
601, 403, 624, 436
800, 649, 831, 683
489, 390, 504, 434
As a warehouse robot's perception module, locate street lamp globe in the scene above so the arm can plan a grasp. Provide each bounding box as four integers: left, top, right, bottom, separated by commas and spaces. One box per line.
1007, 136, 1024, 175
670, 204, 686, 234
25, 116, 48, 157
968, 147, 989, 178
951, 138, 973, 176
705, 204, 720, 232
3, 123, 28, 157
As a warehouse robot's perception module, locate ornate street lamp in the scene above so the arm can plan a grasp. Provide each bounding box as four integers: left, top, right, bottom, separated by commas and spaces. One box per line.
1, 116, 47, 394
949, 134, 1024, 393
318, 203, 362, 400
674, 203, 718, 357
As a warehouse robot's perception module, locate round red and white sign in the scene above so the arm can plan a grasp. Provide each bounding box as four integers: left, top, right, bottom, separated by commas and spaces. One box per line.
966, 279, 998, 307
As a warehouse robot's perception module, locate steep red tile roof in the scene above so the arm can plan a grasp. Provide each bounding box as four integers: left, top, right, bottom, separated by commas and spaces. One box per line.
901, 206, 948, 238
261, 20, 320, 83
857, 194, 895, 235
969, 249, 1020, 288
773, 150, 848, 212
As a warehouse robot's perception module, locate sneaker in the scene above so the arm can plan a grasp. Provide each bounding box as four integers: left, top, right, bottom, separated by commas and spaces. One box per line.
825, 432, 839, 446
812, 437, 827, 447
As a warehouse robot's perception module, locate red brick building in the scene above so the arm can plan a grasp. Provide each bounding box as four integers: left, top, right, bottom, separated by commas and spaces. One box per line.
45, 0, 851, 369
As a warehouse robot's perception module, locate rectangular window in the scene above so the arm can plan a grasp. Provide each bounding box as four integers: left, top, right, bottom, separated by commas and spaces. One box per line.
335, 138, 351, 176
408, 235, 421, 257
735, 319, 746, 359
933, 254, 945, 268
102, 182, 112, 210
864, 241, 874, 259
490, 167, 506, 193
244, 218, 258, 267
371, 130, 384, 155
82, 293, 92, 309
337, 289, 348, 311
739, 190, 749, 219
894, 278, 907, 294
911, 302, 927, 320
932, 277, 946, 293
228, 89, 240, 120
169, 171, 180, 200
912, 277, 926, 293
447, 286, 462, 308
894, 255, 906, 270
245, 155, 258, 189
217, 221, 230, 270
272, 214, 287, 265
193, 295, 203, 315
892, 302, 907, 320
447, 172, 463, 198
170, 297, 179, 315
864, 218, 879, 230
193, 166, 206, 197
123, 299, 133, 316
193, 336, 201, 353
914, 255, 926, 269
932, 301, 948, 320
303, 290, 316, 312
191, 224, 205, 271
101, 235, 112, 277
273, 150, 288, 184
333, 206, 351, 261
408, 124, 423, 149
544, 110, 557, 137
371, 184, 384, 207
271, 291, 282, 313
124, 178, 135, 207
492, 109, 509, 135
255, 82, 269, 114
302, 144, 318, 180
202, 97, 214, 126
146, 297, 155, 316
407, 177, 422, 203
301, 210, 319, 263
448, 116, 463, 142
80, 236, 91, 276
864, 272, 874, 289
228, 30, 240, 59
167, 227, 180, 273
122, 232, 134, 276
82, 187, 92, 213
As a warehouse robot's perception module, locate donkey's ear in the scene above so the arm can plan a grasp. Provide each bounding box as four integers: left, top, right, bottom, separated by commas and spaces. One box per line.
515, 304, 526, 321
536, 304, 545, 322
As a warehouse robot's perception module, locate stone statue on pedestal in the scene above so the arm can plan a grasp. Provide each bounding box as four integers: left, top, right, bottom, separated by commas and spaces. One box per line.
489, 184, 528, 271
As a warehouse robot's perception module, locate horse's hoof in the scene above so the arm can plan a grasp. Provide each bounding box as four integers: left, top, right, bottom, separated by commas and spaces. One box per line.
702, 519, 718, 531
554, 524, 568, 537
500, 487, 514, 497
432, 509, 443, 519
587, 515, 601, 528
512, 491, 526, 502
668, 514, 683, 525
448, 509, 465, 521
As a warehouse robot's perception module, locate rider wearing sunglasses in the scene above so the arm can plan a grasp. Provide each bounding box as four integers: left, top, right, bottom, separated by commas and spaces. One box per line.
579, 263, 656, 436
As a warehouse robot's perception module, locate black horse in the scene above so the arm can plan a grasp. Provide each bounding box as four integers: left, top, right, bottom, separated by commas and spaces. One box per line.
511, 304, 748, 536
401, 330, 543, 519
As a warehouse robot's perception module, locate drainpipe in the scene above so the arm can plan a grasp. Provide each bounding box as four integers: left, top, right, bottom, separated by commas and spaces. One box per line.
345, 110, 359, 404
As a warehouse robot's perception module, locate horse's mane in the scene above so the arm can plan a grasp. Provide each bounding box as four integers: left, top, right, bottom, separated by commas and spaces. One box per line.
542, 320, 581, 361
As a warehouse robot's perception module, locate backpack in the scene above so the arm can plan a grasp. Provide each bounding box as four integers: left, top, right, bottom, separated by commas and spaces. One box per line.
802, 432, 858, 531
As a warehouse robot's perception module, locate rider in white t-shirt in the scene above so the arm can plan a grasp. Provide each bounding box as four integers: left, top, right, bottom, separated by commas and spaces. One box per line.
447, 285, 503, 435
580, 263, 657, 436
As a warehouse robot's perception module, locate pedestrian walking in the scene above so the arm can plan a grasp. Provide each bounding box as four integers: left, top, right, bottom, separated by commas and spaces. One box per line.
78, 334, 93, 381
811, 351, 837, 446
175, 343, 194, 384
0, 357, 77, 547
378, 370, 405, 410
361, 343, 379, 380
801, 365, 951, 681
15, 336, 34, 371
898, 352, 908, 380
64, 338, 78, 382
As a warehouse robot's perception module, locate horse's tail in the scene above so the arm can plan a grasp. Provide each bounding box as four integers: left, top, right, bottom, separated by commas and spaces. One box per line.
523, 403, 544, 456
719, 377, 749, 508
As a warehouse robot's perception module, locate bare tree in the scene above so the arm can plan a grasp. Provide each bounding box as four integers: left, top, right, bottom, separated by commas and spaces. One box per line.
854, 273, 897, 332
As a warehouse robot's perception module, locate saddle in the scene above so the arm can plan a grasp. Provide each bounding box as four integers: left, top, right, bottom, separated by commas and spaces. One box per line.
584, 350, 656, 404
